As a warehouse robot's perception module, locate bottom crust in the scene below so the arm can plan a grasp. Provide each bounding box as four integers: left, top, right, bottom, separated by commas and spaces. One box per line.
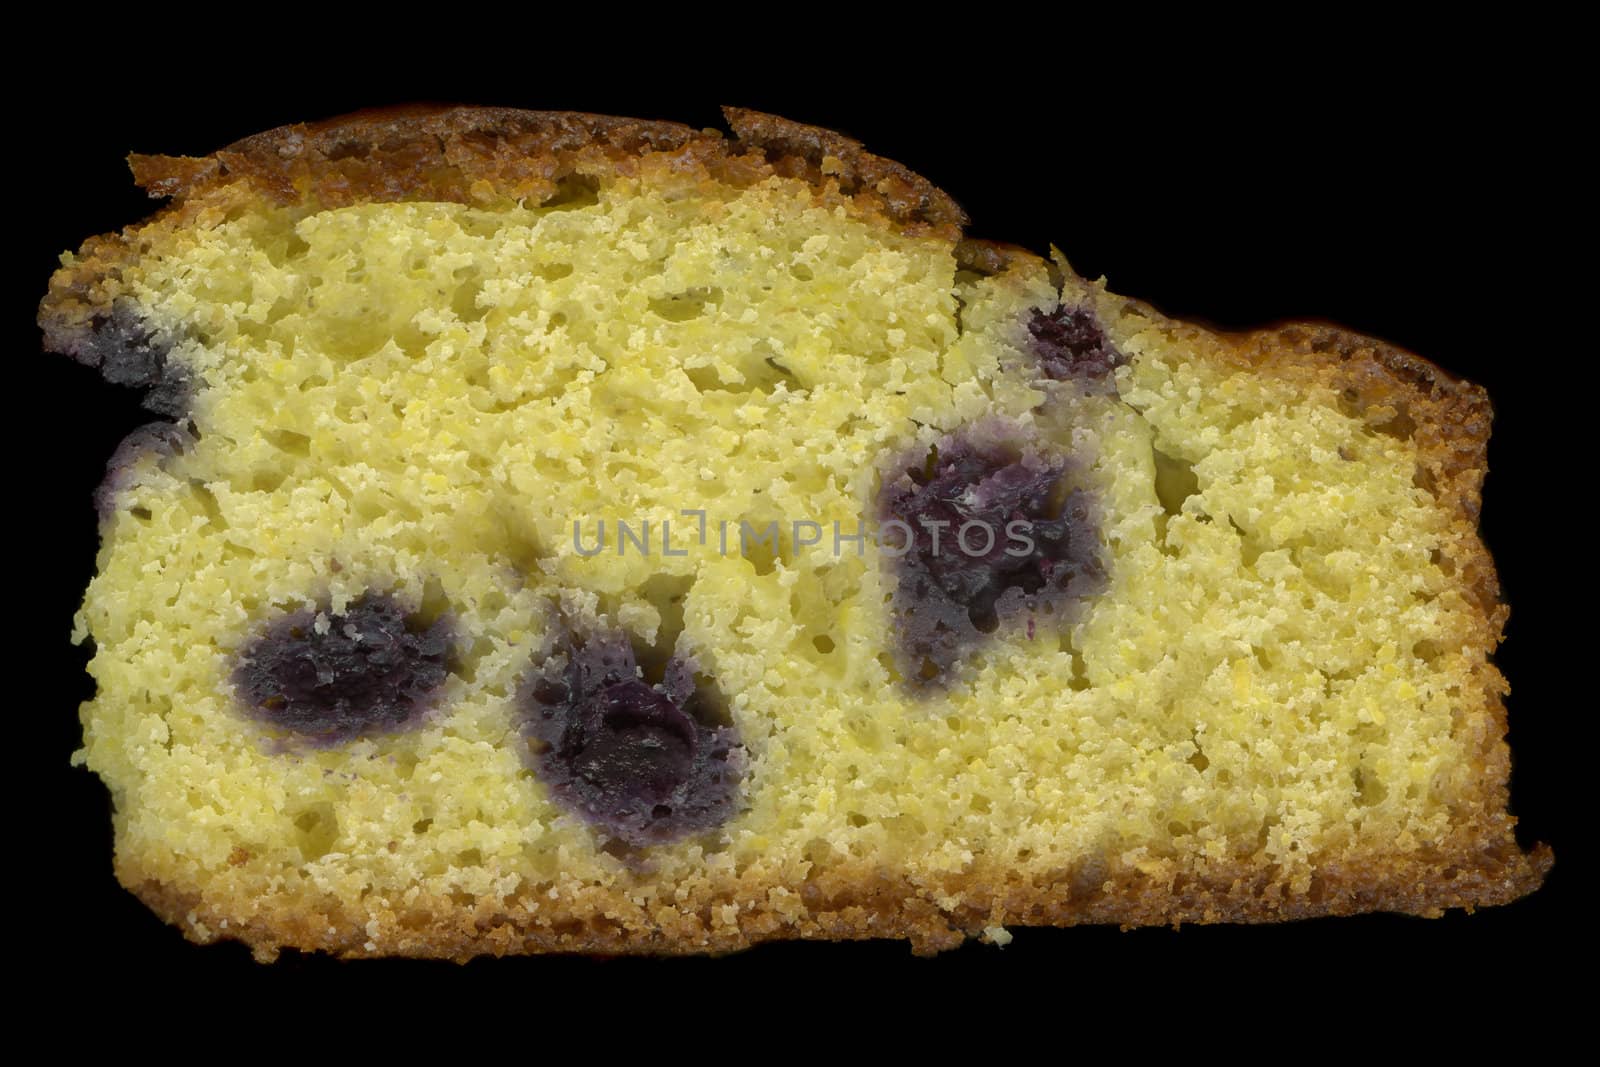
122, 826, 1550, 961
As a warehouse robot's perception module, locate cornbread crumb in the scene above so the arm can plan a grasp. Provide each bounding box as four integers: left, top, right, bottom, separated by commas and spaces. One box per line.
41, 106, 1548, 959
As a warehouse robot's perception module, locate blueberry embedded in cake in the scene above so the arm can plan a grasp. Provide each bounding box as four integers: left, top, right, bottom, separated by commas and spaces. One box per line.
51, 301, 192, 417
1025, 302, 1127, 388
519, 620, 744, 847
42, 106, 1549, 960
877, 424, 1105, 687
233, 593, 456, 743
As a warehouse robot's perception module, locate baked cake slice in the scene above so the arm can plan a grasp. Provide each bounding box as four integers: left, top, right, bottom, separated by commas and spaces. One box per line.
41, 106, 1550, 959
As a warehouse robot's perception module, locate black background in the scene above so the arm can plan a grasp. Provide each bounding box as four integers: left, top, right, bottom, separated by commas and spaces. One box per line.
19, 34, 1577, 1015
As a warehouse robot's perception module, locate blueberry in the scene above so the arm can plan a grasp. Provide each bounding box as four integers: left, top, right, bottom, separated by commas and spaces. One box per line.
522, 626, 743, 846
1027, 303, 1125, 386
63, 304, 191, 417
879, 429, 1104, 686
568, 681, 698, 808
233, 593, 454, 742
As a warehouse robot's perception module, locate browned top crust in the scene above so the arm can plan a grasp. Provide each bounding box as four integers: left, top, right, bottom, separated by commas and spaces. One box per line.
721, 107, 966, 231
126, 105, 966, 232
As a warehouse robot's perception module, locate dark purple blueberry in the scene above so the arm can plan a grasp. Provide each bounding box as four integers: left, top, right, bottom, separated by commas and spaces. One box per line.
1026, 303, 1125, 386
521, 626, 743, 846
879, 428, 1104, 687
59, 303, 191, 417
233, 593, 455, 743
95, 422, 193, 519
569, 682, 698, 807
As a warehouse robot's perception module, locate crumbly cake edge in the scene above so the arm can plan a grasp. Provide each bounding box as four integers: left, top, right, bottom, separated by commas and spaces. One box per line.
42, 106, 1551, 960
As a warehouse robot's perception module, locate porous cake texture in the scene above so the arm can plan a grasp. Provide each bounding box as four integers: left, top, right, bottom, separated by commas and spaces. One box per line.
41, 107, 1549, 959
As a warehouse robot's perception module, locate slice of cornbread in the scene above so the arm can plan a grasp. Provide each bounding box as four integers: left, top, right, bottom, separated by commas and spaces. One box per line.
42, 106, 1549, 959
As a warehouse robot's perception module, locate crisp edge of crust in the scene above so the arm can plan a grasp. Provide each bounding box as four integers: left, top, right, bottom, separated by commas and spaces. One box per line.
120, 819, 1549, 961
44, 106, 1549, 960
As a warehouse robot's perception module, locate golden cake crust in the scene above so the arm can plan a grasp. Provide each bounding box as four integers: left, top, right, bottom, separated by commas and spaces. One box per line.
45, 106, 1549, 960
125, 819, 1545, 961
160, 104, 965, 234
